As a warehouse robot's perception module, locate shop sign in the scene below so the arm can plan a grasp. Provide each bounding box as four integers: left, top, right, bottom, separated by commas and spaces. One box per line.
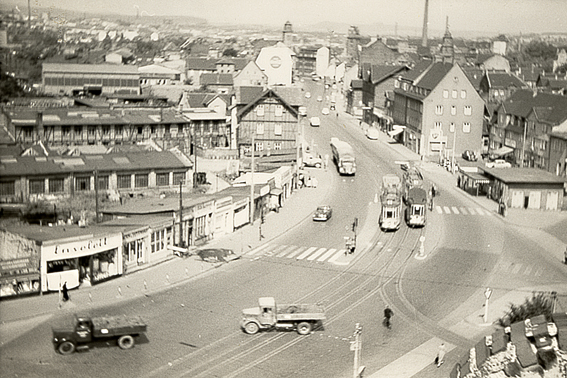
43, 233, 122, 260
124, 229, 148, 242
215, 197, 232, 211
0, 257, 38, 273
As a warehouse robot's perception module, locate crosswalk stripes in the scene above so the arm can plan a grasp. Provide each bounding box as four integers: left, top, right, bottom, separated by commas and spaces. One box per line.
496, 260, 542, 277
243, 244, 349, 264
435, 206, 493, 217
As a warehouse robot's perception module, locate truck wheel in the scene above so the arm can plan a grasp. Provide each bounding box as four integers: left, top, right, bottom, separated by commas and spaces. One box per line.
244, 322, 259, 335
118, 335, 135, 349
58, 341, 76, 355
297, 322, 312, 335
315, 163, 321, 168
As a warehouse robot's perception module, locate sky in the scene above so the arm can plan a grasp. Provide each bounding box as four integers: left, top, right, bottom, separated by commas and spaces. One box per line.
11, 0, 567, 36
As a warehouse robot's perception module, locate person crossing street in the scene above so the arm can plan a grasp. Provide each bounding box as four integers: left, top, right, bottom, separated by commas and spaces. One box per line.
383, 306, 394, 329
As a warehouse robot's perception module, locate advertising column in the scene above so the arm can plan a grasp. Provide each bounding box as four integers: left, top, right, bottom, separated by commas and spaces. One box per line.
40, 233, 122, 292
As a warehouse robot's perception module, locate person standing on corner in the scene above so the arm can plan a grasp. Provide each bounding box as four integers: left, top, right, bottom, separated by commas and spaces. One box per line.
62, 282, 70, 302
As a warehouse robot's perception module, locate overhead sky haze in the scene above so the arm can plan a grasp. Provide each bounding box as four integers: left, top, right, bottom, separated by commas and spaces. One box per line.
11, 0, 567, 35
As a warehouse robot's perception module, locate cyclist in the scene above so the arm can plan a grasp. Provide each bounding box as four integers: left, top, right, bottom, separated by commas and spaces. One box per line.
383, 306, 394, 329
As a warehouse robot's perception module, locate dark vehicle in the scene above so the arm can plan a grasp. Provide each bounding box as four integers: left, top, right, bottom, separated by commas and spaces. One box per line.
405, 187, 427, 227
52, 315, 147, 355
313, 205, 332, 221
241, 297, 326, 335
197, 248, 240, 263
462, 150, 478, 161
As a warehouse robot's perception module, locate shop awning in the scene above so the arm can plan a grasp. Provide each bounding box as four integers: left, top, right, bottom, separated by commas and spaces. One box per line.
270, 188, 283, 196
491, 146, 514, 157
388, 125, 405, 137
462, 171, 490, 184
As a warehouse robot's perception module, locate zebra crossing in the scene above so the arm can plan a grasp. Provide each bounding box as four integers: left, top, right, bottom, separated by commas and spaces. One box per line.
435, 205, 494, 216
245, 243, 349, 265
495, 261, 544, 277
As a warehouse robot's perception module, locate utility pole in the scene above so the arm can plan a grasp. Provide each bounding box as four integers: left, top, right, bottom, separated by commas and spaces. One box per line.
351, 323, 365, 378
179, 181, 184, 247
94, 170, 99, 223
250, 133, 255, 225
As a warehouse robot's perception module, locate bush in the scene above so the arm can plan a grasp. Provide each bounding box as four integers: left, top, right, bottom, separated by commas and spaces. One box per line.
498, 292, 554, 327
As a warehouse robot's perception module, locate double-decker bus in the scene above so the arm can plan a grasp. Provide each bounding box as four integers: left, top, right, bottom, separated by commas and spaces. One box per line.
379, 174, 402, 231
330, 137, 356, 175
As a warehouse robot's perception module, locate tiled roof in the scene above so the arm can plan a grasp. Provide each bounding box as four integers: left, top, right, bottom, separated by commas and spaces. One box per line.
234, 86, 265, 105
482, 167, 566, 184
236, 88, 298, 118
271, 86, 302, 106
414, 62, 453, 90
0, 151, 190, 177
486, 72, 527, 89
400, 60, 433, 82
186, 58, 217, 70
370, 65, 408, 85
200, 73, 233, 86
502, 90, 567, 120
462, 68, 485, 90
42, 63, 139, 74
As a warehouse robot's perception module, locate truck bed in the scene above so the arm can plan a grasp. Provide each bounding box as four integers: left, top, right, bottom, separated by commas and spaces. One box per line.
92, 316, 147, 337
276, 304, 326, 321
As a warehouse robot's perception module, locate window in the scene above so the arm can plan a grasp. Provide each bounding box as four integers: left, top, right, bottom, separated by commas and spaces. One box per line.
256, 142, 264, 151
274, 124, 282, 135
0, 181, 16, 196
443, 90, 449, 99
256, 123, 264, 135
75, 176, 90, 191
151, 229, 166, 253
274, 142, 282, 150
135, 174, 148, 188
464, 106, 472, 116
156, 173, 169, 186
394, 80, 400, 88
434, 122, 442, 129
88, 126, 96, 137
137, 127, 143, 135
49, 178, 64, 193
463, 122, 471, 133
451, 106, 457, 116
275, 105, 283, 117
116, 126, 123, 136
450, 122, 455, 132
117, 174, 131, 189
173, 172, 185, 185
452, 90, 457, 99
256, 104, 264, 116
460, 90, 467, 99
435, 105, 443, 115
97, 175, 109, 190
29, 179, 45, 194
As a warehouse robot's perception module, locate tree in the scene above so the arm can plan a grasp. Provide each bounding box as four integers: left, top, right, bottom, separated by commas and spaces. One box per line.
523, 40, 557, 61
0, 70, 26, 102
497, 292, 555, 327
222, 48, 239, 57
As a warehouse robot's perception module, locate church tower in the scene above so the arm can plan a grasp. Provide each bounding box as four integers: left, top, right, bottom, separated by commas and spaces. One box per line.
440, 16, 454, 64
282, 21, 293, 45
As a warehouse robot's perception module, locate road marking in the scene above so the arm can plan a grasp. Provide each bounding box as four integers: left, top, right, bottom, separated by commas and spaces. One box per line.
328, 249, 346, 263
286, 246, 307, 258
297, 247, 317, 260
511, 264, 522, 274
246, 243, 273, 256
443, 206, 451, 214
436, 206, 443, 214
467, 207, 476, 215
459, 207, 468, 215
451, 206, 460, 214
523, 265, 532, 275
367, 337, 454, 378
318, 248, 337, 262
307, 248, 328, 261
276, 245, 298, 258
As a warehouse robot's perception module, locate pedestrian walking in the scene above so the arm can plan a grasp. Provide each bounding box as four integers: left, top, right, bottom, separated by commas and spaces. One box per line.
383, 306, 394, 329
436, 343, 446, 367
563, 246, 567, 265
62, 282, 69, 302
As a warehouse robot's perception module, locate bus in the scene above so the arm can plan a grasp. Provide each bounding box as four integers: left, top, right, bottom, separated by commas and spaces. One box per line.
330, 137, 356, 175
405, 186, 427, 227
379, 174, 402, 231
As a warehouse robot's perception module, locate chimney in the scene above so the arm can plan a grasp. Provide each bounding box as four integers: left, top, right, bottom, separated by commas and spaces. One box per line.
35, 111, 44, 139
421, 0, 429, 47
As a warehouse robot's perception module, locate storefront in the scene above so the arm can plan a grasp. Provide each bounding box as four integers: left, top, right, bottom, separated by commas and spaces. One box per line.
41, 232, 123, 292
457, 167, 491, 196
0, 257, 41, 298
213, 196, 234, 237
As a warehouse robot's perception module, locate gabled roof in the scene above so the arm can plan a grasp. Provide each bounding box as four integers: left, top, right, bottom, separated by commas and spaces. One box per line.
234, 86, 265, 105
485, 71, 527, 89
462, 68, 485, 90
236, 88, 298, 118
501, 90, 567, 121
186, 57, 218, 71
414, 62, 453, 90
271, 86, 302, 107
370, 65, 408, 85
400, 60, 434, 82
200, 73, 233, 86
216, 58, 250, 71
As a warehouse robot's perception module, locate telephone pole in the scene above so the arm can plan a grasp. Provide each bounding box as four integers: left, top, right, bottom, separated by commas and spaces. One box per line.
351, 323, 365, 378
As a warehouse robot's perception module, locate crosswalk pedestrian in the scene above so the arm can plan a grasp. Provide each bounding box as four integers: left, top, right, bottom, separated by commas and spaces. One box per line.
244, 244, 349, 264
435, 206, 493, 216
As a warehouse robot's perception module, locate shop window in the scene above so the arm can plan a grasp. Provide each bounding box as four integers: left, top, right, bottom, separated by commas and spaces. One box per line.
49, 178, 65, 193
156, 173, 169, 186
75, 176, 90, 191
97, 175, 109, 190
194, 215, 206, 239
0, 181, 15, 196
173, 172, 186, 185
117, 174, 131, 189
135, 174, 148, 188
29, 179, 45, 195
151, 229, 166, 253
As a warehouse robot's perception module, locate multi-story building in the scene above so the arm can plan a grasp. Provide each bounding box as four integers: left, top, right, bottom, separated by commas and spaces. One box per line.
491, 90, 567, 170
478, 71, 527, 104
42, 63, 140, 96
392, 62, 485, 159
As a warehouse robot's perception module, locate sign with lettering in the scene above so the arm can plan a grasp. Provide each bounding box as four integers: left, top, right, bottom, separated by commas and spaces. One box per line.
42, 233, 122, 261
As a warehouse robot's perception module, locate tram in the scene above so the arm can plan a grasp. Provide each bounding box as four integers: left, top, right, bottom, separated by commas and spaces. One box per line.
405, 186, 427, 227
379, 174, 402, 231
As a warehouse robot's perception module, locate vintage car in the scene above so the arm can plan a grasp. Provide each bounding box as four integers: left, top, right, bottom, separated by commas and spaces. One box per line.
313, 206, 332, 221
197, 248, 240, 263
485, 159, 511, 168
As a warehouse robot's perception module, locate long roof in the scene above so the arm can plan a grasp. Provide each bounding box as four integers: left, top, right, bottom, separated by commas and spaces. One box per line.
42, 63, 139, 74
485, 71, 527, 89
0, 151, 191, 177
481, 167, 566, 184
500, 90, 567, 121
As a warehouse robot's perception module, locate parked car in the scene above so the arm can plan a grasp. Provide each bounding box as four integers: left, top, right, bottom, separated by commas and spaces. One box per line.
365, 127, 380, 140
485, 159, 511, 168
303, 153, 322, 168
305, 92, 311, 99
310, 117, 321, 127
197, 248, 240, 263
316, 96, 323, 102
462, 150, 478, 161
321, 107, 329, 115
313, 206, 332, 221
